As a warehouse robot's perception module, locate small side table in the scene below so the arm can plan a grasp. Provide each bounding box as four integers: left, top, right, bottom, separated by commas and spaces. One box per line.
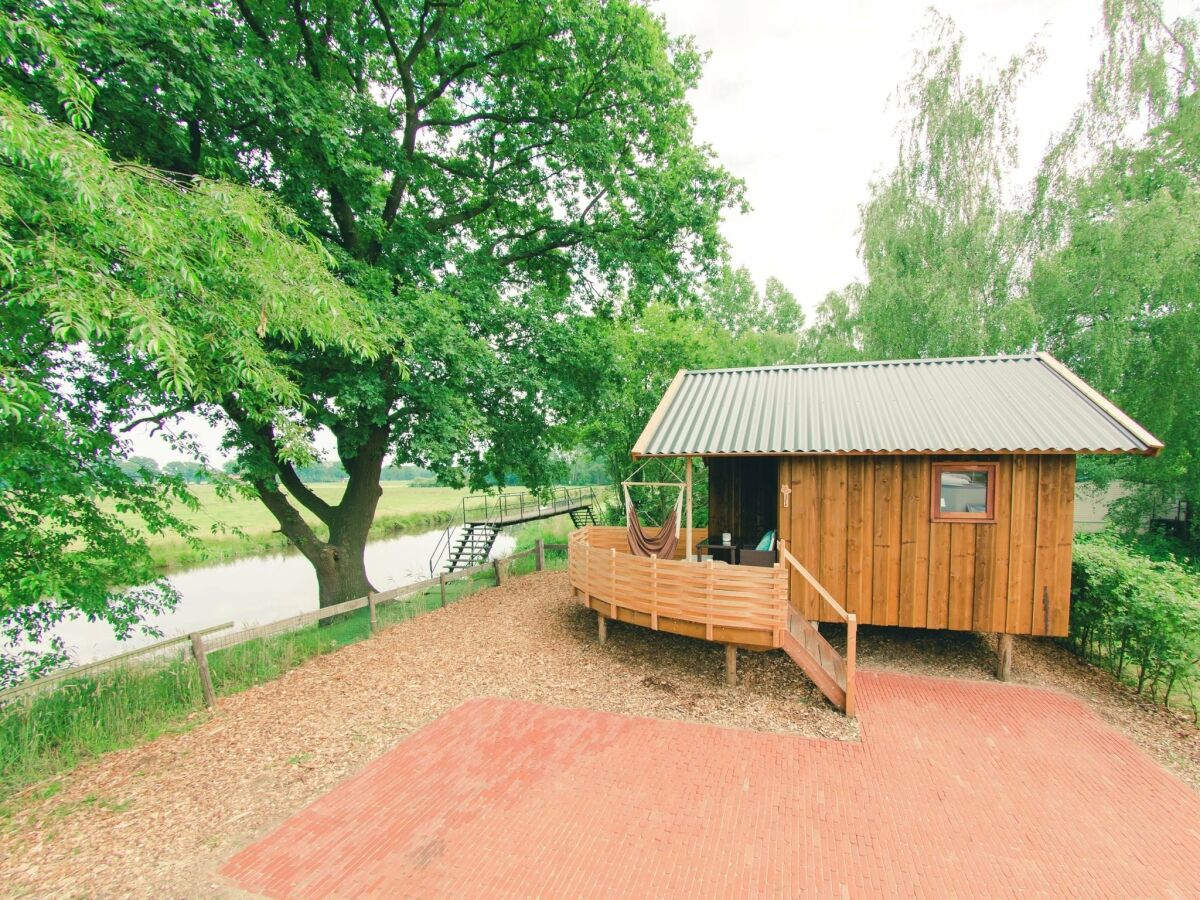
696, 537, 739, 564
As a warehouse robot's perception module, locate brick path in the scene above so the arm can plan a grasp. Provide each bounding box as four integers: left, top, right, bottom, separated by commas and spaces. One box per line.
221, 673, 1200, 898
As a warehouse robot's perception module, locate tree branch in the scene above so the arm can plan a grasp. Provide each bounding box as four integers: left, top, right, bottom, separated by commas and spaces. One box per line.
221, 398, 337, 526
290, 0, 322, 79
492, 189, 607, 264
328, 183, 362, 256
424, 196, 497, 233
250, 478, 328, 560
276, 457, 337, 524
496, 232, 586, 265
233, 0, 271, 45
120, 402, 195, 434
417, 34, 552, 110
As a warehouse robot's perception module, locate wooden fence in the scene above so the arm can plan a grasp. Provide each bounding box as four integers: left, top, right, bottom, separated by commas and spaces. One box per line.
568, 527, 788, 649
0, 540, 567, 709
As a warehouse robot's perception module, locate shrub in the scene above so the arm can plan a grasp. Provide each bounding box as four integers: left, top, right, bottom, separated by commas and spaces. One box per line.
1070, 533, 1200, 722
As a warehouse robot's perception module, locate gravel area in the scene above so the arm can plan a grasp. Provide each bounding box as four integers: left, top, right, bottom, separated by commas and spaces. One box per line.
1, 570, 1196, 898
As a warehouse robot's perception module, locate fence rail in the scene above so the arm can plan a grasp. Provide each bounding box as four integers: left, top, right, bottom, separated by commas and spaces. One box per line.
568, 527, 788, 648
0, 620, 235, 705
1, 540, 568, 710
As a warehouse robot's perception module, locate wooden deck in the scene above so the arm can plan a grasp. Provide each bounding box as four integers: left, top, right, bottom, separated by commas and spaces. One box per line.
568, 527, 856, 713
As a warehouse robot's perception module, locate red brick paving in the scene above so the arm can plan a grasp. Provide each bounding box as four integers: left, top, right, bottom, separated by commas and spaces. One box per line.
221, 672, 1200, 898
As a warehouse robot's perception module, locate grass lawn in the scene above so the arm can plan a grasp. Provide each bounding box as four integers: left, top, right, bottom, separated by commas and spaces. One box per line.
163, 483, 471, 536
143, 483, 472, 572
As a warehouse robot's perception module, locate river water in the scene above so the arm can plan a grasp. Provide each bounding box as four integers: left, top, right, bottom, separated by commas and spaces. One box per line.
50, 528, 516, 664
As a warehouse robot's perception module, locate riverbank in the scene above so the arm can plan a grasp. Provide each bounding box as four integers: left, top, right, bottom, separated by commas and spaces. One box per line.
142, 483, 471, 572
0, 529, 566, 795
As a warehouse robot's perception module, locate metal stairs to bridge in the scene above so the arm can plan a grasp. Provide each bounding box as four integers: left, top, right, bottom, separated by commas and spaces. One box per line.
443, 523, 500, 573
430, 487, 602, 575
568, 506, 598, 528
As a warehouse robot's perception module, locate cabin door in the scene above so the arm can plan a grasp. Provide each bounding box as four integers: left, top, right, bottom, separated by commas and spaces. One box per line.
705, 457, 778, 551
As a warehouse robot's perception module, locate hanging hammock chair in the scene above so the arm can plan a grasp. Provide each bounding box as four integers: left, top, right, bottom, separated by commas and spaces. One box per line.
623, 481, 684, 559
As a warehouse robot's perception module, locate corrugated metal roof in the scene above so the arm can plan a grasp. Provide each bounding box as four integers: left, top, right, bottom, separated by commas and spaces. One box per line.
633, 353, 1162, 457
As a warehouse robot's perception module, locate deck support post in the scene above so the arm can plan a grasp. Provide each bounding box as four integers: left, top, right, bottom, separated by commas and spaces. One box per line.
597, 612, 607, 645
996, 633, 1013, 681
685, 456, 693, 561
725, 645, 737, 686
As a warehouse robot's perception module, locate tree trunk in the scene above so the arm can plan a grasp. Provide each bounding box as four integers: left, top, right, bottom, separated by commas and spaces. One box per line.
311, 534, 375, 608
313, 426, 388, 608
244, 420, 390, 610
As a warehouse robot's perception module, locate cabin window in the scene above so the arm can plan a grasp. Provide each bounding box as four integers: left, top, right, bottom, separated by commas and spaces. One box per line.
931, 462, 997, 523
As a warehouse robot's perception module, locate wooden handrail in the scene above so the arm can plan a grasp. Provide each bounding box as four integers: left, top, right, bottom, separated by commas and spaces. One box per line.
778, 540, 857, 717
780, 546, 852, 622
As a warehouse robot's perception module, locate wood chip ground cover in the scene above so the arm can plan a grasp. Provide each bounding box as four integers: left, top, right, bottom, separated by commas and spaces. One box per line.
1, 571, 1196, 898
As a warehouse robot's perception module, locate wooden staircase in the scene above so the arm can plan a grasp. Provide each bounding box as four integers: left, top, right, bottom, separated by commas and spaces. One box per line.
778, 543, 857, 716
444, 523, 499, 572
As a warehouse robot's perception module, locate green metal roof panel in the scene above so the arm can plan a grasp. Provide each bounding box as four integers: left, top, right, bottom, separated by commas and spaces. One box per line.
637, 354, 1160, 457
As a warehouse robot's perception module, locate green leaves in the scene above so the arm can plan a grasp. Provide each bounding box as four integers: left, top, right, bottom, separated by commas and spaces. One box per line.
853, 12, 1039, 360
0, 11, 388, 679
1071, 534, 1200, 718
794, 3, 1200, 543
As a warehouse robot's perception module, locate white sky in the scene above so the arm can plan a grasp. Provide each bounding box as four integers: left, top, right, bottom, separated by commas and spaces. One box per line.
131, 0, 1188, 464
652, 0, 1128, 312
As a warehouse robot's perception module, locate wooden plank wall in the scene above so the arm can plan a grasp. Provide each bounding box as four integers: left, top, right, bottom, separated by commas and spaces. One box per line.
776, 455, 1075, 636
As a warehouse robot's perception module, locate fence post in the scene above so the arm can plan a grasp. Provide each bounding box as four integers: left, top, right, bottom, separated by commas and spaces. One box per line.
439, 572, 448, 607
368, 591, 378, 633
190, 632, 215, 709
536, 538, 546, 571
493, 557, 505, 586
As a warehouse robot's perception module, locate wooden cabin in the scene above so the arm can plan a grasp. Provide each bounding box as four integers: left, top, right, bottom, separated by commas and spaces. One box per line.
568, 353, 1160, 713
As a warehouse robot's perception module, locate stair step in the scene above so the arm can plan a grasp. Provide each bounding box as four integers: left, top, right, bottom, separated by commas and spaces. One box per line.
780, 608, 849, 711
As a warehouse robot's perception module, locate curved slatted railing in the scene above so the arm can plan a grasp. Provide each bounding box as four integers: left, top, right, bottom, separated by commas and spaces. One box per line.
568, 527, 787, 649
567, 527, 857, 715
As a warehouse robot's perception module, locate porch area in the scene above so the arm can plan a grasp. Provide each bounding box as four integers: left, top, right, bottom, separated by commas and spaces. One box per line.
567, 526, 857, 713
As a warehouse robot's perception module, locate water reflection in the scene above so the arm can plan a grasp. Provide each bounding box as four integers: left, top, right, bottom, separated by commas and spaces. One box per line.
49, 528, 517, 663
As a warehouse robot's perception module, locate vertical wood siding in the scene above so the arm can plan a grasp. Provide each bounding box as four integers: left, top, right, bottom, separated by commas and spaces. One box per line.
774, 454, 1076, 637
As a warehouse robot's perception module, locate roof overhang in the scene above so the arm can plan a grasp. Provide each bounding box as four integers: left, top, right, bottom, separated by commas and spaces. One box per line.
631, 354, 1162, 459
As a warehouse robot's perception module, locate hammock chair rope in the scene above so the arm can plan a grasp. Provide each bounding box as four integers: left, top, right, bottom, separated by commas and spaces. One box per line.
622, 481, 684, 559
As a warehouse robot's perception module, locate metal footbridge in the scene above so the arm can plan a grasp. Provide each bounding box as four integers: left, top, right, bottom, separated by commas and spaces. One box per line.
429, 487, 601, 574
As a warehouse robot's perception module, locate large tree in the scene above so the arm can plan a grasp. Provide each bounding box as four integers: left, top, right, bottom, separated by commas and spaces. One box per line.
19, 0, 742, 606
0, 14, 382, 680
1028, 1, 1200, 535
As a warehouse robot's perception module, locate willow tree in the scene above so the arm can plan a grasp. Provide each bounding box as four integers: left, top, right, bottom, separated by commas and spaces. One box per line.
853, 13, 1040, 359
0, 15, 382, 679
1029, 1, 1200, 534
18, 0, 742, 606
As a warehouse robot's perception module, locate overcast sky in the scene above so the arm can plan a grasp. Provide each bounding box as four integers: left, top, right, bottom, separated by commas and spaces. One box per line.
131, 0, 1188, 463
652, 0, 1172, 313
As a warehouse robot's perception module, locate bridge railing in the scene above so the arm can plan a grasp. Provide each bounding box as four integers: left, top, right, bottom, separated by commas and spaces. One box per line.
462, 486, 598, 524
